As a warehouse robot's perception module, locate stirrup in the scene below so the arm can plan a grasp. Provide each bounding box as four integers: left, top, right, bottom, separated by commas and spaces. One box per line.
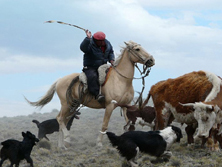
96, 94, 105, 103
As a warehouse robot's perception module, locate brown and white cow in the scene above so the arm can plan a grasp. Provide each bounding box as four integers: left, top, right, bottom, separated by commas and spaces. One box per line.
111, 100, 156, 131
144, 70, 222, 146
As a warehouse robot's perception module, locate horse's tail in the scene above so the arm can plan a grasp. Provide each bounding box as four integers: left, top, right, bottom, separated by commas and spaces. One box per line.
24, 80, 58, 109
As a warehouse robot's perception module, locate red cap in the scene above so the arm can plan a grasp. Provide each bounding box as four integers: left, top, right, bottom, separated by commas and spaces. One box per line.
93, 31, 106, 40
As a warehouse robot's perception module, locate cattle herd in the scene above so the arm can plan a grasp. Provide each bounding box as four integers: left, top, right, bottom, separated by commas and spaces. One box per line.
1, 70, 222, 167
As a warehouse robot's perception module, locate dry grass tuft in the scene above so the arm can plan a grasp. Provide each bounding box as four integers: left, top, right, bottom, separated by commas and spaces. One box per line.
170, 156, 181, 167
37, 140, 51, 150
37, 147, 51, 156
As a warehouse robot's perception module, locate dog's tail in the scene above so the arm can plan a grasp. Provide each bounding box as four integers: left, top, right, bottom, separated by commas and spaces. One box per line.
102, 131, 120, 147
32, 120, 40, 128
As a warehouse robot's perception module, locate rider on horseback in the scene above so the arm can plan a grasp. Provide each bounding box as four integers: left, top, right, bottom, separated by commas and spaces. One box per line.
80, 30, 115, 102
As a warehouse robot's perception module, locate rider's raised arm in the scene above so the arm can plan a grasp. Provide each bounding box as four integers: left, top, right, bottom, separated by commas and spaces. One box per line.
80, 29, 92, 53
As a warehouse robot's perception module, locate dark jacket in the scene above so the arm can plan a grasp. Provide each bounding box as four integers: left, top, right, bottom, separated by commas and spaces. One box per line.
80, 37, 115, 68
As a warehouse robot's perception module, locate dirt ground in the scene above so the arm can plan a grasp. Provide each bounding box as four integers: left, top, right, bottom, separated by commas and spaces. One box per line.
0, 108, 222, 167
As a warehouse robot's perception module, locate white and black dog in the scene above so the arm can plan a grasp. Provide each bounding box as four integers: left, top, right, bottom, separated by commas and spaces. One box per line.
102, 125, 182, 167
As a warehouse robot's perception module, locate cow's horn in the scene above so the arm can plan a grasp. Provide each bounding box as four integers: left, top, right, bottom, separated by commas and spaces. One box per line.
179, 102, 195, 107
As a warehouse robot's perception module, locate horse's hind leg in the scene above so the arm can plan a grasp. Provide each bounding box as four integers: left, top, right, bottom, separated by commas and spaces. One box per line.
57, 105, 71, 149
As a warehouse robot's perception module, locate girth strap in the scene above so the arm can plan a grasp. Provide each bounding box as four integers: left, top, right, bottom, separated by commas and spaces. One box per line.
102, 67, 113, 86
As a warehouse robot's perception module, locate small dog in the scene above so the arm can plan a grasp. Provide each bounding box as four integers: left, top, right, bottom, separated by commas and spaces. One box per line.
102, 125, 182, 167
32, 114, 77, 140
0, 131, 39, 167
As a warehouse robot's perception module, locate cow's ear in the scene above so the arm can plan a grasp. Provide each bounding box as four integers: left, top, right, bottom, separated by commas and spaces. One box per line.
183, 105, 195, 112
187, 106, 195, 112
214, 105, 221, 114
206, 105, 214, 112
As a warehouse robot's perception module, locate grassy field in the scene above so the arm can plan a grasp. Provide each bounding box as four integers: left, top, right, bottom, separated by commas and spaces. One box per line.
0, 108, 221, 167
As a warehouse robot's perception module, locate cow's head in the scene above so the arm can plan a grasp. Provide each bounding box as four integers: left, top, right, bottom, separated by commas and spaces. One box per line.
179, 102, 217, 138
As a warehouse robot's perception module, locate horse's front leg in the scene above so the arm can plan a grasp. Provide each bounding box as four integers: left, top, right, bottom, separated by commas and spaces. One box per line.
97, 103, 115, 147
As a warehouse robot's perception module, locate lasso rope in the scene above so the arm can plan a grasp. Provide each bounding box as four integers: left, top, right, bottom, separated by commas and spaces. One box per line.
44, 20, 86, 31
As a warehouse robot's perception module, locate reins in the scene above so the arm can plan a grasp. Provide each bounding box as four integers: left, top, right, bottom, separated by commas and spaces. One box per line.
112, 64, 151, 80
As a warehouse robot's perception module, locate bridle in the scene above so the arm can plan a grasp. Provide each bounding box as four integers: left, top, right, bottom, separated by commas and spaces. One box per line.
127, 46, 149, 65
112, 44, 152, 80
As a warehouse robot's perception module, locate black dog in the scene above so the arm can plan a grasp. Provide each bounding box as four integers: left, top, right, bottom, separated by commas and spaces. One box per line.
32, 114, 77, 140
103, 125, 182, 167
0, 131, 39, 167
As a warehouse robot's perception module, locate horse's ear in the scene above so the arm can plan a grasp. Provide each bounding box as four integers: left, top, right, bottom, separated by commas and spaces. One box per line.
124, 41, 133, 49
124, 41, 129, 46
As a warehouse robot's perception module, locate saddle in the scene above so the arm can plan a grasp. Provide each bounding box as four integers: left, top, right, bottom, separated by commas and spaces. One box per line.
79, 64, 112, 93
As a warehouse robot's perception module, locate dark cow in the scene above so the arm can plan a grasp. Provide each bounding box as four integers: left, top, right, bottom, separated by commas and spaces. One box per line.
111, 100, 155, 131
143, 71, 222, 149
205, 124, 222, 151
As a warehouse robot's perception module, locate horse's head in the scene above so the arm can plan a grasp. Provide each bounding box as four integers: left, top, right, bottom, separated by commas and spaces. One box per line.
124, 41, 155, 67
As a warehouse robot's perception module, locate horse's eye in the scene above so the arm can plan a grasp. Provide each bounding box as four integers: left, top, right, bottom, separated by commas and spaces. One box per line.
135, 48, 140, 51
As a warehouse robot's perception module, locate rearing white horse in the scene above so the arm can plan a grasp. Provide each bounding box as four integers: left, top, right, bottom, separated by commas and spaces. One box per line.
25, 41, 155, 148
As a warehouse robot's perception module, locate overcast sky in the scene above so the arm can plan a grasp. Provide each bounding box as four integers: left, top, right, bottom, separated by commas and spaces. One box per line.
0, 0, 222, 117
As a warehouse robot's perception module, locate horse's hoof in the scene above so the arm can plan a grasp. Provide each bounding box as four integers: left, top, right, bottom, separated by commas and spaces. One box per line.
97, 142, 103, 147
63, 146, 68, 150
64, 141, 71, 148
187, 143, 194, 147
64, 137, 71, 143
215, 148, 220, 152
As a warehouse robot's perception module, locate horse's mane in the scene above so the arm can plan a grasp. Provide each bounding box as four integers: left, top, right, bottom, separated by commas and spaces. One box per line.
113, 40, 138, 67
